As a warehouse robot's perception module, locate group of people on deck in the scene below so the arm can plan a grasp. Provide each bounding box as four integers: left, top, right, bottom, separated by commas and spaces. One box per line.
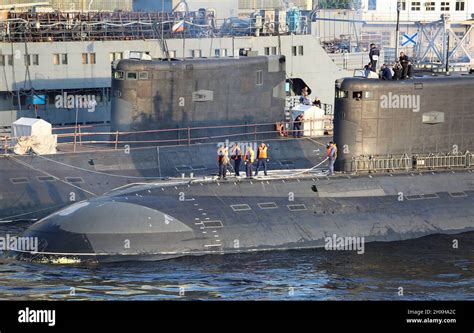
217, 142, 269, 179
367, 43, 413, 80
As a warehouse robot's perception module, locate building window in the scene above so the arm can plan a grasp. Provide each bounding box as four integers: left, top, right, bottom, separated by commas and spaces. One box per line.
298, 45, 304, 56
191, 49, 201, 58
441, 2, 450, 10
168, 50, 177, 58
256, 70, 263, 85
90, 53, 96, 64
82, 53, 88, 64
53, 54, 60, 65
0, 55, 4, 66
264, 47, 270, 56
455, 0, 465, 10
411, 1, 421, 11
399, 0, 407, 10
292, 46, 297, 56
109, 52, 123, 62
215, 48, 227, 57
8, 55, 14, 66
368, 0, 377, 10
61, 54, 68, 65
25, 54, 39, 66
425, 2, 435, 11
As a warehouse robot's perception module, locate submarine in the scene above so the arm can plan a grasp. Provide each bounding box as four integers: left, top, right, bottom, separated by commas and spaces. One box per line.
11, 72, 474, 263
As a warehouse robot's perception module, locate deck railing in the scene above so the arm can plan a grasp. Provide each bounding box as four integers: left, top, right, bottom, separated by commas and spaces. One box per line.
1, 118, 333, 154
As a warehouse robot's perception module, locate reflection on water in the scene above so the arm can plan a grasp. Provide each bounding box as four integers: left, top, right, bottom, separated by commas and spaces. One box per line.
0, 222, 473, 300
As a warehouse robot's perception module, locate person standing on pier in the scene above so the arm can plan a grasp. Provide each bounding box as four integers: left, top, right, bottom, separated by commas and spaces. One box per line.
327, 142, 337, 176
369, 43, 380, 71
231, 142, 242, 177
244, 145, 255, 178
254, 143, 268, 177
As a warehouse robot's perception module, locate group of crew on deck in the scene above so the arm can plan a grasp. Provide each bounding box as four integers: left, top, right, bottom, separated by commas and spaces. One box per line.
216, 140, 338, 179
217, 142, 268, 179
367, 43, 413, 80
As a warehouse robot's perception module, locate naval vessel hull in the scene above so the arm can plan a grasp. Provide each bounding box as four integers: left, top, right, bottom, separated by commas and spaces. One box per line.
0, 138, 325, 221
13, 169, 474, 263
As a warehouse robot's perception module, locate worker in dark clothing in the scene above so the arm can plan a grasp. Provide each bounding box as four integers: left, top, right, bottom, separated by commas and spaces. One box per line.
393, 62, 403, 80
217, 145, 229, 179
369, 43, 380, 72
254, 142, 268, 177
381, 64, 393, 80
243, 145, 255, 178
399, 52, 412, 79
293, 113, 304, 138
313, 97, 322, 108
230, 142, 242, 177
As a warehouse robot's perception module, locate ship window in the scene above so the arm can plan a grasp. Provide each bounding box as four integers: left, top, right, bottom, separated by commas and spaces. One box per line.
168, 50, 177, 58
364, 91, 374, 99
126, 72, 138, 80
114, 71, 124, 80
352, 91, 363, 100
336, 90, 348, 98
53, 54, 60, 65
139, 71, 149, 80
272, 47, 277, 55
264, 47, 270, 56
82, 53, 88, 64
90, 53, 96, 64
256, 70, 263, 85
298, 46, 304, 56
292, 46, 297, 56
7, 55, 14, 66
0, 55, 5, 66
61, 54, 68, 65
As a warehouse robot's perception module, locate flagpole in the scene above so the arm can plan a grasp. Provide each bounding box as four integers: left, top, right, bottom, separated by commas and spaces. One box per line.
395, 0, 401, 63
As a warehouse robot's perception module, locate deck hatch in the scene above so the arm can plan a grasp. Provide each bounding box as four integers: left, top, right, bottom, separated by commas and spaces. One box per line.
231, 204, 252, 211
10, 177, 29, 184
37, 176, 56, 182
257, 202, 278, 209
202, 220, 224, 228
449, 192, 467, 198
405, 194, 423, 200
422, 193, 439, 199
287, 204, 307, 211
65, 177, 84, 183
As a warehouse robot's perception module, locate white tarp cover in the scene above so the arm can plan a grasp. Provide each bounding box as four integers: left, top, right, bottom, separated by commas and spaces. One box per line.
291, 104, 327, 137
11, 118, 57, 155
12, 117, 52, 137
13, 135, 58, 155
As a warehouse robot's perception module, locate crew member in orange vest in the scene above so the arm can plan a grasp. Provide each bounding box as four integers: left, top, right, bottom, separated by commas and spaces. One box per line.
254, 142, 268, 176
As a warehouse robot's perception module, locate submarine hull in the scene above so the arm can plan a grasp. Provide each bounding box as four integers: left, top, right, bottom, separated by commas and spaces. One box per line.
13, 170, 474, 263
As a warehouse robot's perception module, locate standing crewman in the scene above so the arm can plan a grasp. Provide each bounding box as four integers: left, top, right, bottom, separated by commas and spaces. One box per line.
244, 144, 255, 178
254, 142, 268, 177
217, 144, 229, 179
230, 142, 242, 176
293, 113, 304, 138
369, 43, 380, 72
327, 142, 337, 176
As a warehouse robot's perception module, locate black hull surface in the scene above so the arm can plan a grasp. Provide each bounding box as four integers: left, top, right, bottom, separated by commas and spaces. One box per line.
13, 170, 474, 263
